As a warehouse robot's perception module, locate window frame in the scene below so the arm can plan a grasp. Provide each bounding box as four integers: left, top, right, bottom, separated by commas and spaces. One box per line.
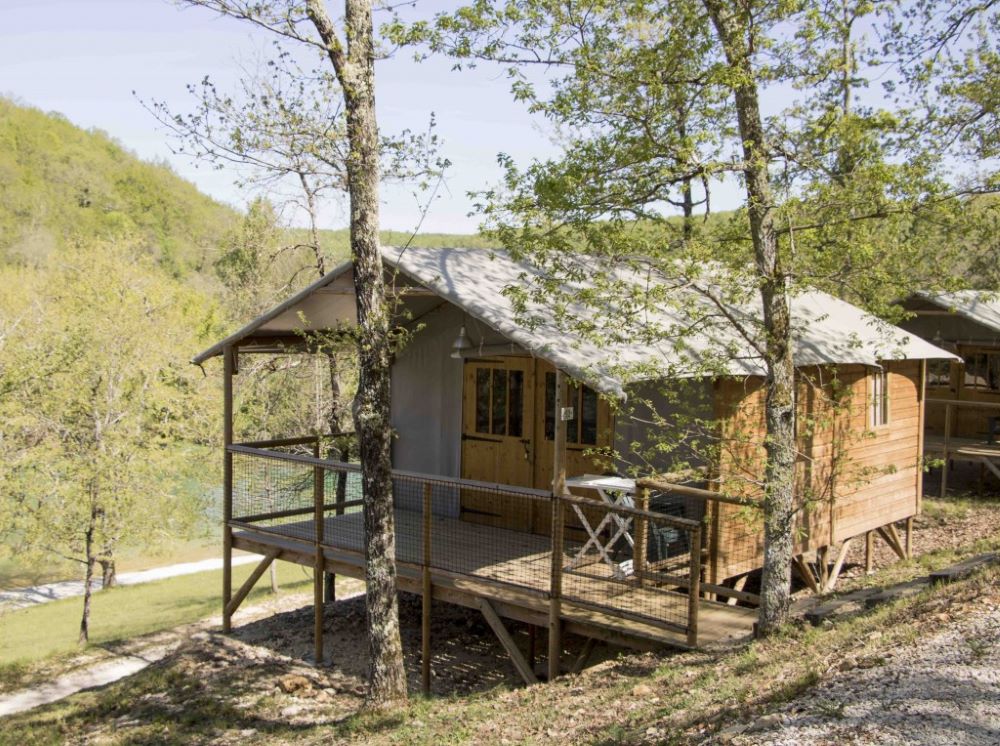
869, 368, 890, 429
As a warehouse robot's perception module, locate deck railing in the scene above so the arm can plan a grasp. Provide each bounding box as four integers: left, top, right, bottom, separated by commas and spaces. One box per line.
228, 442, 708, 646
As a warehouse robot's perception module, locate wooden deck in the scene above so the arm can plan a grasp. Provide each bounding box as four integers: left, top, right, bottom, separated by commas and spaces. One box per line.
231, 509, 757, 651
925, 435, 1000, 461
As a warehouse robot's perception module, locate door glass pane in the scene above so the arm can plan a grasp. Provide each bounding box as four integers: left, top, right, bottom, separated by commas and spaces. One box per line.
581, 385, 598, 444
544, 372, 555, 441
475, 367, 490, 433
492, 369, 508, 435
509, 370, 524, 437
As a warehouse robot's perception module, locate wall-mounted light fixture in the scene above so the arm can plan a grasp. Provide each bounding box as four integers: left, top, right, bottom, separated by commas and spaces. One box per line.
451, 324, 472, 358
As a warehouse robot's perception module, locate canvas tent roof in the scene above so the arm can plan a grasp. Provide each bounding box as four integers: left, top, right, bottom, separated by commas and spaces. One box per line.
913, 290, 1000, 335
194, 246, 957, 397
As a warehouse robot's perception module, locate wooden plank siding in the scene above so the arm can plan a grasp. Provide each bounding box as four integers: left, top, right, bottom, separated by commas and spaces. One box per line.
709, 361, 922, 581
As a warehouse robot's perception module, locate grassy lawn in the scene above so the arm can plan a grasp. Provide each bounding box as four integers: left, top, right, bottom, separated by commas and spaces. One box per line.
0, 559, 315, 679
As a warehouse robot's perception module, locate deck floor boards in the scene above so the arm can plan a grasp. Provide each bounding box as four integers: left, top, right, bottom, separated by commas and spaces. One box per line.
232, 509, 756, 649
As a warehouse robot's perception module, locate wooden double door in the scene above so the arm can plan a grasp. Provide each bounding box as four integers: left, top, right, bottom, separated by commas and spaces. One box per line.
460, 357, 613, 532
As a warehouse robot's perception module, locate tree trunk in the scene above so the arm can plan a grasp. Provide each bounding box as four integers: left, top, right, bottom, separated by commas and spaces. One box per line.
79, 507, 99, 644
100, 558, 117, 588
306, 0, 408, 706
705, 0, 797, 636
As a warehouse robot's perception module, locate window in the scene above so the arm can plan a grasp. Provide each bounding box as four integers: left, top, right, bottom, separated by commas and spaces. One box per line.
962, 352, 1000, 392
474, 367, 524, 437
870, 369, 889, 427
545, 372, 600, 445
927, 360, 952, 388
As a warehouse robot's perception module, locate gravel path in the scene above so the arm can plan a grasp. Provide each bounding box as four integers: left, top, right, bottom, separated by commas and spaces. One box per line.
0, 554, 260, 610
739, 599, 1000, 746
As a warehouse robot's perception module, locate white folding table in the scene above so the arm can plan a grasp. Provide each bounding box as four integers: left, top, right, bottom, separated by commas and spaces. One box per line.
564, 474, 638, 578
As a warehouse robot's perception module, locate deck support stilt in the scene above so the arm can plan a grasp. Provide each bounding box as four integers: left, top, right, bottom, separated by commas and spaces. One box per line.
571, 638, 598, 675
479, 599, 539, 685
422, 483, 433, 696
865, 531, 874, 574
222, 345, 235, 633
313, 440, 325, 666
527, 624, 537, 670
904, 517, 914, 559
816, 545, 830, 588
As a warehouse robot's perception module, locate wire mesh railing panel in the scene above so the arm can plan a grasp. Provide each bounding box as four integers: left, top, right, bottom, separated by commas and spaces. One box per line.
557, 495, 698, 633
231, 449, 317, 541
390, 472, 553, 593
708, 500, 764, 587
227, 445, 705, 636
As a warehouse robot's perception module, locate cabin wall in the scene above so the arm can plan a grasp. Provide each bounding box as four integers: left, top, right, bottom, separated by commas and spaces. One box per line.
711, 361, 923, 580
390, 303, 511, 515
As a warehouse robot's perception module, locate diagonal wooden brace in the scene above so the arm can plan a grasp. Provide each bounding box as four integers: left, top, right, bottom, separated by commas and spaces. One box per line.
478, 598, 539, 686
224, 549, 280, 619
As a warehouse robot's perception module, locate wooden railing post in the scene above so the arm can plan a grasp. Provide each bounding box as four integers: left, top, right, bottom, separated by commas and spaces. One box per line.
941, 402, 953, 498
313, 440, 325, 665
687, 524, 702, 648
222, 345, 234, 634
634, 486, 650, 588
548, 369, 568, 682
422, 482, 433, 695
548, 494, 565, 682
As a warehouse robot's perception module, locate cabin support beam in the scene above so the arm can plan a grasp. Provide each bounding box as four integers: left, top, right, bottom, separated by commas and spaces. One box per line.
823, 539, 853, 592
865, 531, 875, 574
792, 555, 820, 594
225, 549, 279, 618
726, 574, 750, 606
222, 345, 235, 633
571, 638, 599, 674
479, 598, 539, 686
877, 525, 908, 561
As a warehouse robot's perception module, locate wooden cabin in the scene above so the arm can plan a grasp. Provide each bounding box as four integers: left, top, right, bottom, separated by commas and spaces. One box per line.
195, 247, 954, 685
898, 291, 1000, 494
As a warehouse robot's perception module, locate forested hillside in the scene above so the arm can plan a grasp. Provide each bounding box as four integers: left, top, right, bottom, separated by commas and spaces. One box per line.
0, 97, 240, 277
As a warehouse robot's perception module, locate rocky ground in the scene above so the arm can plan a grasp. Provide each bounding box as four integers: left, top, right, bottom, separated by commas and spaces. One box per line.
723, 583, 1000, 745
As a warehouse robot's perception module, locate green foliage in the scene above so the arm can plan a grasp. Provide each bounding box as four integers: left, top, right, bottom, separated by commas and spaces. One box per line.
0, 239, 221, 596
0, 97, 239, 276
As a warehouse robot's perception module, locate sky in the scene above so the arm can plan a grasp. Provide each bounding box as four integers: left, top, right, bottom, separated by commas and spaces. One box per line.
0, 0, 574, 234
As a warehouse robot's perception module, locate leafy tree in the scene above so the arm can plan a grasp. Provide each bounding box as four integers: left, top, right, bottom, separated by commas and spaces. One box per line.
401, 0, 996, 633
0, 240, 218, 642
181, 0, 409, 705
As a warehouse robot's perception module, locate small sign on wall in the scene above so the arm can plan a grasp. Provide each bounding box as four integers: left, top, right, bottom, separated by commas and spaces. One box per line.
560, 406, 575, 421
